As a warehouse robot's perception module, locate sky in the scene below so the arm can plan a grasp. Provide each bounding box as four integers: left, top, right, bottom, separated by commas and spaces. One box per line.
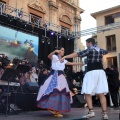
79, 0, 120, 45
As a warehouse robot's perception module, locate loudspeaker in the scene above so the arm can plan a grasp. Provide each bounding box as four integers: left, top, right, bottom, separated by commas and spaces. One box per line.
23, 82, 39, 93
12, 92, 38, 111
71, 95, 86, 108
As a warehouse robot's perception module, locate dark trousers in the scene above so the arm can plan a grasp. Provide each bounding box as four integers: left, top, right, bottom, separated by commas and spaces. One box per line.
109, 86, 119, 107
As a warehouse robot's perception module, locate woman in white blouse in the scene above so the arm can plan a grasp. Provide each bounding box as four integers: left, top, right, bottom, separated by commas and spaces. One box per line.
37, 47, 83, 117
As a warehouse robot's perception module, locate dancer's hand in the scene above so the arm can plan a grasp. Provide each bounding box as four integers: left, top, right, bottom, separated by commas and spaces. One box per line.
55, 50, 60, 54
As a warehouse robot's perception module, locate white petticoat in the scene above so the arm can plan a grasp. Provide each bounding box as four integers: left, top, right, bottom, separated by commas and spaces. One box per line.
81, 70, 108, 95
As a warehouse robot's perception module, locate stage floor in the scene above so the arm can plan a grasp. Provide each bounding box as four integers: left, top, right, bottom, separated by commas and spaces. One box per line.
0, 107, 119, 120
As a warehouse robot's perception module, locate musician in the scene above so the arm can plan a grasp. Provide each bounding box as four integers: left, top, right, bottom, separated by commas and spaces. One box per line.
68, 79, 81, 95
30, 66, 38, 83
0, 86, 3, 95
0, 65, 4, 79
1, 54, 10, 68
38, 60, 47, 71
19, 72, 31, 85
0, 86, 4, 103
38, 68, 48, 86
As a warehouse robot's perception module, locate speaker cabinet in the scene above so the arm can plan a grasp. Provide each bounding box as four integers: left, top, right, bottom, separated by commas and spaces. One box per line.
71, 95, 86, 108
23, 82, 39, 93
12, 92, 38, 111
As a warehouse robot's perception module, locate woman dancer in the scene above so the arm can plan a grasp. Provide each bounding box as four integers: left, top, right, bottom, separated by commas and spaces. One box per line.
37, 47, 83, 117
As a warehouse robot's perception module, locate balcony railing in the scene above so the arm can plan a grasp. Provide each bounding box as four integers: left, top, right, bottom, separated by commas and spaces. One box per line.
0, 2, 42, 28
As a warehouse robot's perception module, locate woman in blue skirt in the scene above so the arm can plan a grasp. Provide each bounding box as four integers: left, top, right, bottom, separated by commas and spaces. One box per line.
37, 47, 83, 117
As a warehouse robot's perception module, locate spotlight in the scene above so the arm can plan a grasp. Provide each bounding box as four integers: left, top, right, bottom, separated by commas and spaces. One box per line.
51, 32, 54, 35
59, 35, 61, 38
23, 21, 28, 28
7, 15, 14, 22
9, 18, 13, 22
68, 37, 70, 40
18, 8, 23, 19
50, 30, 55, 35
41, 38, 45, 43
41, 35, 45, 43
47, 38, 50, 44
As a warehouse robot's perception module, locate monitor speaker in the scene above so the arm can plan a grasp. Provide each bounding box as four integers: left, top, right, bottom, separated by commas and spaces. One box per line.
23, 82, 39, 93
12, 92, 38, 111
71, 94, 86, 108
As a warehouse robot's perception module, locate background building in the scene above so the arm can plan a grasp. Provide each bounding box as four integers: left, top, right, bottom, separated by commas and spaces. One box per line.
91, 5, 120, 71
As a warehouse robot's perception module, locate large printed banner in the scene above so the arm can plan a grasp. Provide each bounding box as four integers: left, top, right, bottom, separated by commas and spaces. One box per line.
0, 25, 38, 63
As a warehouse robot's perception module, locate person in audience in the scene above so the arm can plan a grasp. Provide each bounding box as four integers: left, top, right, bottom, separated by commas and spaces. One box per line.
106, 65, 119, 108
71, 69, 77, 80
76, 70, 84, 85
36, 47, 84, 117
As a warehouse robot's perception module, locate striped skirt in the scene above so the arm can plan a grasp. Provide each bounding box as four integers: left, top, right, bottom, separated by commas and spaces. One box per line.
36, 70, 72, 112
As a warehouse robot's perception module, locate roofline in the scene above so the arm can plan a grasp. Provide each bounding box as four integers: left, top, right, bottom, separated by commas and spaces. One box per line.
91, 5, 120, 18
80, 8, 84, 14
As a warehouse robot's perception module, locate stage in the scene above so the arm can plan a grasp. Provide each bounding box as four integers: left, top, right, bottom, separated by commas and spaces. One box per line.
0, 107, 119, 120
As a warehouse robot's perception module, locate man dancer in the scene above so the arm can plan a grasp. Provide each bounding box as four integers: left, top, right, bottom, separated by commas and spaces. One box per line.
61, 38, 109, 119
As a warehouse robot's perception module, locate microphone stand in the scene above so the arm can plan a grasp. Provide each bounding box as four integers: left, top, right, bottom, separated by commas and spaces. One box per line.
5, 69, 18, 117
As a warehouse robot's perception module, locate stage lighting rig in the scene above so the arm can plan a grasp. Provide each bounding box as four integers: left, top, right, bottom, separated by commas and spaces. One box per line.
7, 15, 14, 22
41, 35, 50, 44
47, 38, 50, 44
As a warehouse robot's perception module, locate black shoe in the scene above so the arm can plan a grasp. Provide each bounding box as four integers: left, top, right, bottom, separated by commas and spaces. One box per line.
110, 106, 114, 108
110, 105, 119, 108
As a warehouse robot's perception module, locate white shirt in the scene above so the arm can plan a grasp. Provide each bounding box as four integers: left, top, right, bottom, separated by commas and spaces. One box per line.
51, 55, 68, 71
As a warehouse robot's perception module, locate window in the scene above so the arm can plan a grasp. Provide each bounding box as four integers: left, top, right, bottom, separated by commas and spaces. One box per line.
107, 56, 117, 68
0, 1, 6, 13
0, 1, 6, 5
30, 13, 42, 25
105, 15, 114, 25
61, 26, 70, 36
106, 35, 116, 52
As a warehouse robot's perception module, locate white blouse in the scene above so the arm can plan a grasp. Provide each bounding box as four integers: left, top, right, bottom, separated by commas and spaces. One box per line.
51, 55, 68, 71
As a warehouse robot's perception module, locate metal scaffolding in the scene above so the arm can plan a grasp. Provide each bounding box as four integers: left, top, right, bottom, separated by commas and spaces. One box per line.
0, 2, 120, 39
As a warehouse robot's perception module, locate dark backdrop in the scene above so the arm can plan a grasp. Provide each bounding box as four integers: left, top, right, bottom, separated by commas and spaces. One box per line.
38, 29, 74, 70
